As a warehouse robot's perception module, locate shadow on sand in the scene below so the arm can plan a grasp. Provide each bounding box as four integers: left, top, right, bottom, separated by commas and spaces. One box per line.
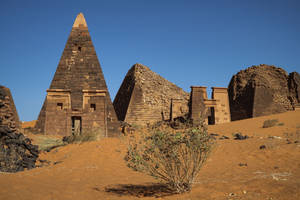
103, 183, 177, 197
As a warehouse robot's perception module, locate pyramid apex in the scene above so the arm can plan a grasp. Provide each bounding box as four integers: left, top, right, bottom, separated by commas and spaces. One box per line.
73, 13, 88, 28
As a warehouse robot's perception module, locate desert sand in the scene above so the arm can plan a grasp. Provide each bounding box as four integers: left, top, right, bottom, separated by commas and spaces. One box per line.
1, 110, 300, 200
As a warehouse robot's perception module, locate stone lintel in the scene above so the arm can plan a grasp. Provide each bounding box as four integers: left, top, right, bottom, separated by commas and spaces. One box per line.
47, 89, 71, 96
212, 87, 228, 93
82, 90, 106, 97
191, 86, 207, 89
47, 89, 71, 92
82, 89, 106, 93
204, 99, 217, 106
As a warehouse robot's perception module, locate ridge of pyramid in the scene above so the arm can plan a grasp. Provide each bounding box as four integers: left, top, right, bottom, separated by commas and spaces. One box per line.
72, 12, 88, 28
129, 63, 187, 94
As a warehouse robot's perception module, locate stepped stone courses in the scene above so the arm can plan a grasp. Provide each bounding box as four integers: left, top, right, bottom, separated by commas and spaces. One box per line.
113, 64, 190, 125
0, 86, 39, 172
35, 13, 119, 137
0, 86, 20, 130
228, 64, 300, 121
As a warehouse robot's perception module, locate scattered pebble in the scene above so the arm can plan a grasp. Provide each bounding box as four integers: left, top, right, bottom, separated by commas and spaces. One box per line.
268, 136, 282, 139
219, 135, 230, 140
238, 163, 248, 167
234, 133, 249, 140
259, 145, 266, 149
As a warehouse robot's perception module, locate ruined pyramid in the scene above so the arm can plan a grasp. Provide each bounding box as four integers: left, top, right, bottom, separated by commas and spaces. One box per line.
0, 85, 20, 130
35, 13, 119, 136
113, 63, 189, 125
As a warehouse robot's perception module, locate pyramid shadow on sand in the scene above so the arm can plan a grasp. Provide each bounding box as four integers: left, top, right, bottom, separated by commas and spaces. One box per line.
103, 183, 177, 197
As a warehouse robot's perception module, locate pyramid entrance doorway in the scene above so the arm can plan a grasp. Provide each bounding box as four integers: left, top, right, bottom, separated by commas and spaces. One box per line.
72, 116, 82, 136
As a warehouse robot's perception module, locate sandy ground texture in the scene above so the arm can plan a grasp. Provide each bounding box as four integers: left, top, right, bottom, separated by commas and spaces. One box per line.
1, 110, 300, 200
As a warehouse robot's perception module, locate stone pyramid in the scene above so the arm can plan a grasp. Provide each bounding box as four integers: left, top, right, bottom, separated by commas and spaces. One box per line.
35, 13, 119, 136
0, 85, 20, 130
113, 63, 189, 125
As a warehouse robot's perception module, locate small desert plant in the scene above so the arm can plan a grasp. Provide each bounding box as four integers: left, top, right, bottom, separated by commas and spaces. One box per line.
36, 136, 65, 152
63, 129, 100, 144
263, 119, 278, 128
125, 122, 214, 194
277, 122, 284, 126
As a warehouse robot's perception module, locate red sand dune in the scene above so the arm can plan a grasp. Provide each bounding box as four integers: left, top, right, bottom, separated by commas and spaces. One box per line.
1, 111, 300, 200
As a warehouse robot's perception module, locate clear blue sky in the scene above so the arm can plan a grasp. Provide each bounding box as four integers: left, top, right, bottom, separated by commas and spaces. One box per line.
1, 0, 299, 121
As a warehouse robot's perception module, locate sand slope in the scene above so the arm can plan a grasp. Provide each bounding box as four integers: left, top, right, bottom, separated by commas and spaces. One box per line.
1, 111, 300, 200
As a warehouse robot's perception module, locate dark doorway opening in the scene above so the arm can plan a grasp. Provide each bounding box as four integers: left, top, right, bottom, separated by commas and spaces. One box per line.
72, 116, 82, 135
208, 107, 215, 125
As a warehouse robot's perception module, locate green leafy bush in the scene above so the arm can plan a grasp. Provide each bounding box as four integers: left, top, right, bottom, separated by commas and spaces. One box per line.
125, 123, 214, 194
262, 119, 278, 128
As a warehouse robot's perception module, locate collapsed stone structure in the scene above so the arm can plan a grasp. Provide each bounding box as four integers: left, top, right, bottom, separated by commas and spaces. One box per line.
0, 86, 39, 172
228, 64, 300, 121
113, 64, 231, 126
113, 63, 190, 125
35, 13, 119, 137
0, 86, 20, 130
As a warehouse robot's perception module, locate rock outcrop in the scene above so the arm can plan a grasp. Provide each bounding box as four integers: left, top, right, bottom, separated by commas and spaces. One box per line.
113, 63, 189, 126
0, 127, 39, 172
0, 85, 39, 172
228, 65, 299, 121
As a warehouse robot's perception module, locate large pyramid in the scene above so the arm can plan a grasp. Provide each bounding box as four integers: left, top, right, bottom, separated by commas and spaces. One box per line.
35, 13, 119, 137
113, 63, 189, 125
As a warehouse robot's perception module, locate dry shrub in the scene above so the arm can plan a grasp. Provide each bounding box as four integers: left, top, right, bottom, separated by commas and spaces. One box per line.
263, 119, 278, 128
63, 129, 100, 144
35, 135, 65, 152
125, 122, 214, 194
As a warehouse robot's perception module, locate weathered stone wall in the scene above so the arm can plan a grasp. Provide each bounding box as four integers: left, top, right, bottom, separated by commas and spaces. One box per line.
113, 63, 189, 126
288, 72, 300, 105
228, 64, 299, 121
0, 86, 20, 130
212, 87, 231, 124
35, 13, 120, 137
189, 86, 207, 124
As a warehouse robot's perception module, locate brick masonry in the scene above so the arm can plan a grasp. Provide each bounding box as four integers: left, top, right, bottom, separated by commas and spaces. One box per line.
228, 65, 299, 121
190, 86, 231, 125
35, 13, 119, 137
113, 63, 190, 126
0, 86, 21, 130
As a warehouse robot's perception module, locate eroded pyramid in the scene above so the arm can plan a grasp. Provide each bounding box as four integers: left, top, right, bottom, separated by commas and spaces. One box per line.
113, 63, 189, 125
228, 64, 299, 121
